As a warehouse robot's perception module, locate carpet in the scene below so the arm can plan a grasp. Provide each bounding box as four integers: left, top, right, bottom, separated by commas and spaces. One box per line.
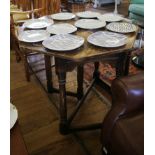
84, 50, 143, 84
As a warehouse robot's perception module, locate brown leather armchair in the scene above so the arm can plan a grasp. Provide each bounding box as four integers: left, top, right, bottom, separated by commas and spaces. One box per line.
101, 73, 144, 155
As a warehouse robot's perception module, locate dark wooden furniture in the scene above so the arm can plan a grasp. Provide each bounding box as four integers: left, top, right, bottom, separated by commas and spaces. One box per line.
101, 73, 144, 155
10, 122, 28, 155
67, 0, 86, 12
19, 17, 138, 134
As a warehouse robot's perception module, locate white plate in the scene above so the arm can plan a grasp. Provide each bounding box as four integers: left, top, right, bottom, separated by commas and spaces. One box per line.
87, 31, 127, 48
23, 19, 54, 29
10, 103, 18, 129
74, 19, 106, 29
106, 22, 137, 33
51, 12, 75, 20
18, 30, 50, 43
42, 34, 84, 51
97, 13, 123, 22
76, 11, 101, 18
47, 23, 77, 34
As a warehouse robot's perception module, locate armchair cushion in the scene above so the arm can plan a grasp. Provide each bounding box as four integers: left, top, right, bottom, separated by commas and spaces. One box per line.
130, 0, 144, 4
129, 4, 144, 16
109, 112, 144, 155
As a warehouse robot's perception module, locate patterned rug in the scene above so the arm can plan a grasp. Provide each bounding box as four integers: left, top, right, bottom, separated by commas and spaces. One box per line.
84, 50, 143, 84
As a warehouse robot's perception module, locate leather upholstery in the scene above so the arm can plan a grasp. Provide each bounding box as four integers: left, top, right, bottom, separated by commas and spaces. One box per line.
101, 73, 144, 155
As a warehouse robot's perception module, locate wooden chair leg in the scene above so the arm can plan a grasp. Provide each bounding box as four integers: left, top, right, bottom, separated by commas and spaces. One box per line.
23, 53, 30, 82
77, 65, 84, 100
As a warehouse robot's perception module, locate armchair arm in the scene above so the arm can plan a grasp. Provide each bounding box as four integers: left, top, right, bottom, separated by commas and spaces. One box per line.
101, 73, 144, 146
111, 72, 144, 114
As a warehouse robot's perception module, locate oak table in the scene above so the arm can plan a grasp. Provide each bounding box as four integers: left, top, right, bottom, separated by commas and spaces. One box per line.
19, 18, 138, 135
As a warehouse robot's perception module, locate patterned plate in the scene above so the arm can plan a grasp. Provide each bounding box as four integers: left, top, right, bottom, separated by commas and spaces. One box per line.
87, 31, 127, 48
42, 34, 84, 51
47, 23, 77, 34
51, 12, 76, 20
18, 30, 50, 43
97, 13, 123, 22
23, 19, 54, 29
74, 19, 106, 29
76, 11, 101, 18
106, 22, 137, 33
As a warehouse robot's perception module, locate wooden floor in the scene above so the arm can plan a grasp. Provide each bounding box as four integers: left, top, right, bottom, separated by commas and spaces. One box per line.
11, 50, 111, 155
10, 2, 130, 155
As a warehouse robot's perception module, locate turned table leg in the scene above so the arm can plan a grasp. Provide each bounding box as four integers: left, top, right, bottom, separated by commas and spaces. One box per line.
116, 53, 126, 77
77, 65, 84, 100
124, 51, 132, 76
44, 55, 53, 93
93, 62, 100, 80
57, 71, 68, 134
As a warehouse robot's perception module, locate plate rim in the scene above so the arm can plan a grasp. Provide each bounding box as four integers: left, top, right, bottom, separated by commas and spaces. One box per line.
74, 19, 106, 29
106, 22, 137, 33
97, 13, 123, 22
10, 103, 18, 129
51, 12, 76, 20
18, 30, 50, 43
76, 11, 100, 18
46, 23, 77, 34
23, 18, 54, 29
42, 34, 85, 51
87, 31, 127, 48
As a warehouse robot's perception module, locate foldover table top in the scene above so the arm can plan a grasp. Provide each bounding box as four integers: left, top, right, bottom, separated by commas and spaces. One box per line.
19, 17, 138, 63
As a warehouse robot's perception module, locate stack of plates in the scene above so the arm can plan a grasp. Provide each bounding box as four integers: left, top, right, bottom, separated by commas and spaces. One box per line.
87, 31, 127, 48
97, 13, 123, 22
23, 19, 54, 29
106, 22, 137, 33
74, 19, 106, 29
47, 23, 77, 34
76, 11, 100, 18
51, 12, 76, 20
18, 30, 50, 43
42, 34, 84, 51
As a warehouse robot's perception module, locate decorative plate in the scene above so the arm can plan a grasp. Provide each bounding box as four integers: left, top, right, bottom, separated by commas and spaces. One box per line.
76, 11, 100, 18
97, 13, 123, 22
87, 31, 127, 48
10, 103, 18, 129
106, 22, 137, 33
23, 19, 54, 29
47, 23, 77, 34
51, 12, 76, 20
42, 34, 84, 51
74, 19, 106, 29
18, 30, 50, 43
